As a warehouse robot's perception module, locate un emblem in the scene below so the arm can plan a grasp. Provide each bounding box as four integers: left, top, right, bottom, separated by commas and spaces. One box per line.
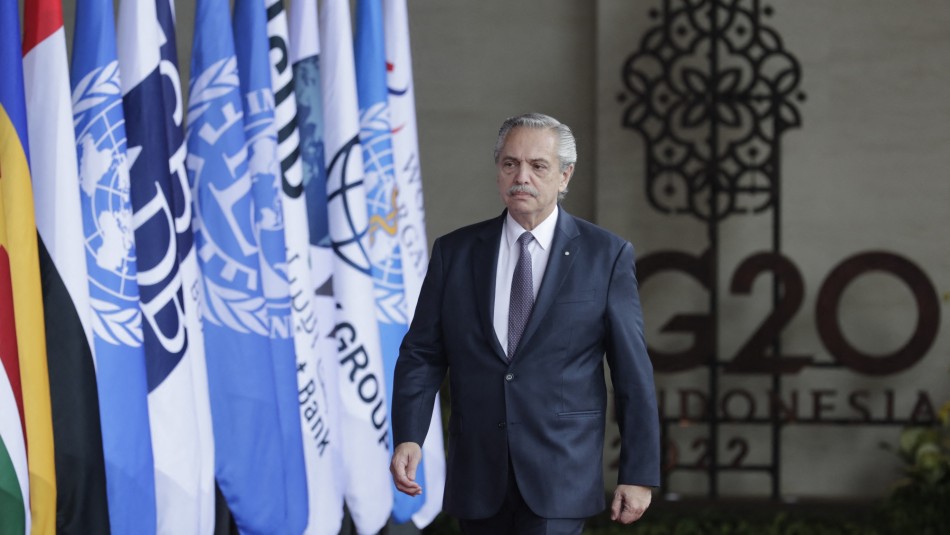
73, 62, 143, 346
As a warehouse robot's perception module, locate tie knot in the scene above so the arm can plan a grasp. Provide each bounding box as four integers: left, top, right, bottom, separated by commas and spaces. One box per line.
518, 232, 534, 248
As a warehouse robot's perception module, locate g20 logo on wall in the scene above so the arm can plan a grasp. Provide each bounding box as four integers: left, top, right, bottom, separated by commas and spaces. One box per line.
616, 0, 943, 496
638, 250, 939, 377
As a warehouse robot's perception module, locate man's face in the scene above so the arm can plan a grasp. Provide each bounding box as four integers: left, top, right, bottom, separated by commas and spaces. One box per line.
496, 127, 573, 227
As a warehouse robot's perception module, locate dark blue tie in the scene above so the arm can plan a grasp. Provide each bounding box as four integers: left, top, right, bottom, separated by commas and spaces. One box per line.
508, 232, 534, 358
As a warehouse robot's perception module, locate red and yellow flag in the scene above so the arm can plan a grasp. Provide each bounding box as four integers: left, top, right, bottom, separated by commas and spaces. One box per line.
1, 0, 56, 533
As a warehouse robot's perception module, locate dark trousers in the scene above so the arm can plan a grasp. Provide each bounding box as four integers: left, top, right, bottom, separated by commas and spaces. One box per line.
457, 459, 585, 535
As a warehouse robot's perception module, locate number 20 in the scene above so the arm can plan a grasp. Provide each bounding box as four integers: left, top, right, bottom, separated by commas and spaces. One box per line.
637, 250, 940, 375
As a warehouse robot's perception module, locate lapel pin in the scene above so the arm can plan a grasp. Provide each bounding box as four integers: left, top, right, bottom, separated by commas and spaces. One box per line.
564, 251, 570, 256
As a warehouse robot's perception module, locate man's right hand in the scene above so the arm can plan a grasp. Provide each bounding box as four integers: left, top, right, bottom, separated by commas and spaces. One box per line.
390, 442, 423, 496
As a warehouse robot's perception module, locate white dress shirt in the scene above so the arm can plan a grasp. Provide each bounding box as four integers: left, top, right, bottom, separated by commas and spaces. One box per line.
493, 206, 559, 356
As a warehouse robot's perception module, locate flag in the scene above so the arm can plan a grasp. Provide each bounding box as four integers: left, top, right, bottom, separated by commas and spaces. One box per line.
0, 208, 28, 535
289, 0, 346, 532
382, 0, 446, 526
259, 1, 322, 530
153, 2, 218, 531
188, 0, 300, 530
321, 0, 394, 532
70, 0, 158, 531
0, 7, 32, 532
0, 241, 28, 535
23, 0, 112, 531
355, 0, 421, 522
0, 1, 54, 533
117, 0, 215, 532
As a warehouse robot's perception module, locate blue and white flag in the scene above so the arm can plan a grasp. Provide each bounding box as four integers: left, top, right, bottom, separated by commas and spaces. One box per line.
383, 0, 446, 527
320, 0, 394, 532
264, 4, 323, 527
355, 0, 420, 522
289, 0, 346, 532
70, 0, 157, 532
187, 0, 298, 532
232, 0, 309, 531
117, 0, 215, 532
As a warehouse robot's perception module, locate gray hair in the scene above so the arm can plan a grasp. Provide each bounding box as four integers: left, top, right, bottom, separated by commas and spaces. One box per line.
494, 113, 576, 201
494, 113, 577, 172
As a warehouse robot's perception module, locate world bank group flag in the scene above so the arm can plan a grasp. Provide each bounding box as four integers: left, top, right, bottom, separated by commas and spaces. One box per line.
383, 0, 446, 527
355, 0, 421, 523
188, 0, 296, 531
289, 0, 346, 532
117, 0, 215, 532
321, 0, 393, 532
70, 0, 158, 531
232, 0, 308, 531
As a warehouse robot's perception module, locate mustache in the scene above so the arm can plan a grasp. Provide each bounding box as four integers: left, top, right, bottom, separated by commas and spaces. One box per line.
507, 184, 539, 197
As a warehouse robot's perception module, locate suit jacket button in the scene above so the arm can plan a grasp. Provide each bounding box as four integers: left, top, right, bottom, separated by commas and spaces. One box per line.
497, 422, 506, 429
505, 373, 514, 381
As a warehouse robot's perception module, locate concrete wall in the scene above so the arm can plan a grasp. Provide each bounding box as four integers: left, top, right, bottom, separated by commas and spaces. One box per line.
407, 1, 597, 237
594, 0, 950, 498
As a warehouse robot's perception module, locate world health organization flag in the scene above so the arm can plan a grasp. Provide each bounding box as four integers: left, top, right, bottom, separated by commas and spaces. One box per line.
383, 0, 446, 527
355, 0, 420, 522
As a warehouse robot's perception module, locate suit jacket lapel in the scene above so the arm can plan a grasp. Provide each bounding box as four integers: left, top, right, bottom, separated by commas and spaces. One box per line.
473, 213, 507, 363
513, 209, 580, 359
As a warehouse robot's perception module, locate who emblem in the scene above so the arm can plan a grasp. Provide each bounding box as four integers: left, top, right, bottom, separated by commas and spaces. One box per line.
361, 102, 408, 326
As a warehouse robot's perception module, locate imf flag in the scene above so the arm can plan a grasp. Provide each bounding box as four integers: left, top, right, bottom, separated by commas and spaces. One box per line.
233, 0, 309, 530
187, 0, 296, 531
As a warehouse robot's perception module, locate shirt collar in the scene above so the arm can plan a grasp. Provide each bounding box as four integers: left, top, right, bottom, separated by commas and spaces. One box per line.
504, 205, 558, 251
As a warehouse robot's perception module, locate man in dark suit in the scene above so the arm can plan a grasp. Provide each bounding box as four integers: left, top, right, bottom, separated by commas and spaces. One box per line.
390, 113, 660, 534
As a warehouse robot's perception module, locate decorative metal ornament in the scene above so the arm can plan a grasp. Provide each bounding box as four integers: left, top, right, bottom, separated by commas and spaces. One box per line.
617, 0, 808, 501
619, 0, 806, 221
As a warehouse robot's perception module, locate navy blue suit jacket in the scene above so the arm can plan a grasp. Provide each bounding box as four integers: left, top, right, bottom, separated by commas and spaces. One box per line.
392, 209, 660, 519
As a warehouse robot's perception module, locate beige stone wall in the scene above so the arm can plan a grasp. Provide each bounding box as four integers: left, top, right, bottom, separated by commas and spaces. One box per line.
407, 1, 598, 236
594, 0, 950, 498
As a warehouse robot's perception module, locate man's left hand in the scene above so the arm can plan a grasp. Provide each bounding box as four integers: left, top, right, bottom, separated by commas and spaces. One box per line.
610, 484, 652, 524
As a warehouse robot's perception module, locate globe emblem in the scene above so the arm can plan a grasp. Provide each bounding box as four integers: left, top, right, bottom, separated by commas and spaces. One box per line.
327, 135, 374, 276
361, 104, 407, 326
73, 62, 145, 348
76, 95, 140, 306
